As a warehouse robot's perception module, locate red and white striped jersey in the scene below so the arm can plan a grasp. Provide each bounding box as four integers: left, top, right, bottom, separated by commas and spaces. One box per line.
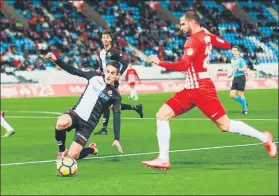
159, 30, 231, 89
125, 68, 140, 83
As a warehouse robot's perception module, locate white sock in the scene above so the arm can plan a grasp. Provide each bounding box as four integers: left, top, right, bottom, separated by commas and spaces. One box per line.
157, 119, 171, 161
1, 116, 14, 132
130, 89, 133, 98
133, 89, 138, 99
228, 120, 268, 143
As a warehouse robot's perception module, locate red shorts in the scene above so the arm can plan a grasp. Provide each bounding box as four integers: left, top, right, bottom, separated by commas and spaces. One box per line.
166, 80, 226, 121
129, 82, 135, 88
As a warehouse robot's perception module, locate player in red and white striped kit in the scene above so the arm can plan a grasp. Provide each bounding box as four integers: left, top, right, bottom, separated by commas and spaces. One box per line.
142, 11, 277, 170
125, 64, 140, 100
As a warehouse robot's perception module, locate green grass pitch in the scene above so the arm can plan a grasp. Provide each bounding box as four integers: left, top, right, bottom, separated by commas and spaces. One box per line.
1, 89, 278, 195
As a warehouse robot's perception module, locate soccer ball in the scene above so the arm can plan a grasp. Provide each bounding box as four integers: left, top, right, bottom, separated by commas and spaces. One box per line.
56, 157, 78, 177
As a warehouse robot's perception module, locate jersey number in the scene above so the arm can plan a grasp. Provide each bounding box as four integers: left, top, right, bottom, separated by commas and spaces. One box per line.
203, 36, 212, 69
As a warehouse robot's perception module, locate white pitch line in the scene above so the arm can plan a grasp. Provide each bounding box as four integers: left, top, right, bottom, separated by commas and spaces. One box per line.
6, 111, 62, 115
1, 142, 278, 167
4, 111, 278, 121
4, 116, 279, 121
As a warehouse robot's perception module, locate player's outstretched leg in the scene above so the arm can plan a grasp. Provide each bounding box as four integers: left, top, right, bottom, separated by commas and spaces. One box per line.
77, 142, 98, 160
55, 113, 74, 163
95, 107, 110, 135
216, 115, 277, 158
142, 104, 173, 170
1, 114, 16, 138
121, 103, 143, 118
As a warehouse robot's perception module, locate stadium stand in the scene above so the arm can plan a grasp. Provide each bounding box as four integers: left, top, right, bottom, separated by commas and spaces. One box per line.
1, 0, 278, 82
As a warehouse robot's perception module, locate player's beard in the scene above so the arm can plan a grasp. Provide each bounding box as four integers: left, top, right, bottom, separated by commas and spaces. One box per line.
187, 26, 192, 36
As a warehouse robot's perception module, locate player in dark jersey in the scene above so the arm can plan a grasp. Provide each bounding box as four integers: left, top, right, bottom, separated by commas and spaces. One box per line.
94, 30, 143, 135
44, 52, 124, 162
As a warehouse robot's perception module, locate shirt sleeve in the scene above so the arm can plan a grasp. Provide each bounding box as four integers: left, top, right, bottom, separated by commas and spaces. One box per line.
159, 38, 199, 71
210, 34, 231, 49
112, 96, 122, 141
55, 58, 98, 80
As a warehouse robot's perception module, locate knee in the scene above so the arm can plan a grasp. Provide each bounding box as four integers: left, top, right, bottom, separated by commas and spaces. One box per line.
156, 111, 171, 121
56, 120, 70, 130
230, 94, 235, 99
67, 151, 79, 160
216, 116, 230, 132
219, 124, 229, 132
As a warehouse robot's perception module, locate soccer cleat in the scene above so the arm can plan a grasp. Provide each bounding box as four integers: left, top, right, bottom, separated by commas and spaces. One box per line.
56, 149, 68, 163
89, 142, 98, 155
241, 109, 248, 114
134, 104, 143, 118
263, 131, 277, 158
1, 130, 15, 138
94, 128, 108, 135
142, 158, 171, 170
0, 110, 4, 117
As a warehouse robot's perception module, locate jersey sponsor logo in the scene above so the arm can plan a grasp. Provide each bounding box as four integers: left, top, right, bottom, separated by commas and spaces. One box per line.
99, 92, 110, 101
186, 48, 194, 56
92, 86, 109, 101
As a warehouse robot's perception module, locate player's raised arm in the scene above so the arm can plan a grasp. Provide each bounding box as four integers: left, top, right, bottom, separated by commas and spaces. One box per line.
111, 96, 123, 153
202, 27, 231, 49
150, 39, 199, 71
210, 34, 231, 49
44, 52, 98, 80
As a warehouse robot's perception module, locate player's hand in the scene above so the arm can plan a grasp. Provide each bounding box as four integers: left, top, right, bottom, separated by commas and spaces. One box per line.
201, 27, 212, 35
233, 67, 238, 71
44, 52, 57, 62
149, 55, 160, 65
112, 140, 123, 153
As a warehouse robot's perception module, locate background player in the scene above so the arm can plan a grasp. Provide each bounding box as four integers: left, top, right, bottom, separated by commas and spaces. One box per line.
44, 52, 124, 162
125, 64, 141, 100
94, 30, 143, 136
142, 11, 277, 170
227, 46, 248, 114
1, 110, 16, 138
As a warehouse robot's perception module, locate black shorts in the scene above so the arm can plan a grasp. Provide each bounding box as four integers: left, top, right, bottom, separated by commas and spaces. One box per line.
64, 110, 96, 147
231, 75, 246, 91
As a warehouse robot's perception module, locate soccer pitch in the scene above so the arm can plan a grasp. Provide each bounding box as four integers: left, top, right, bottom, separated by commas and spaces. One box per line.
1, 89, 278, 195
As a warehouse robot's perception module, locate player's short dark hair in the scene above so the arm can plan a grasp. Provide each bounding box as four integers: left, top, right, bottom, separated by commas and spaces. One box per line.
232, 45, 240, 51
183, 10, 201, 25
102, 30, 113, 40
107, 60, 120, 73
